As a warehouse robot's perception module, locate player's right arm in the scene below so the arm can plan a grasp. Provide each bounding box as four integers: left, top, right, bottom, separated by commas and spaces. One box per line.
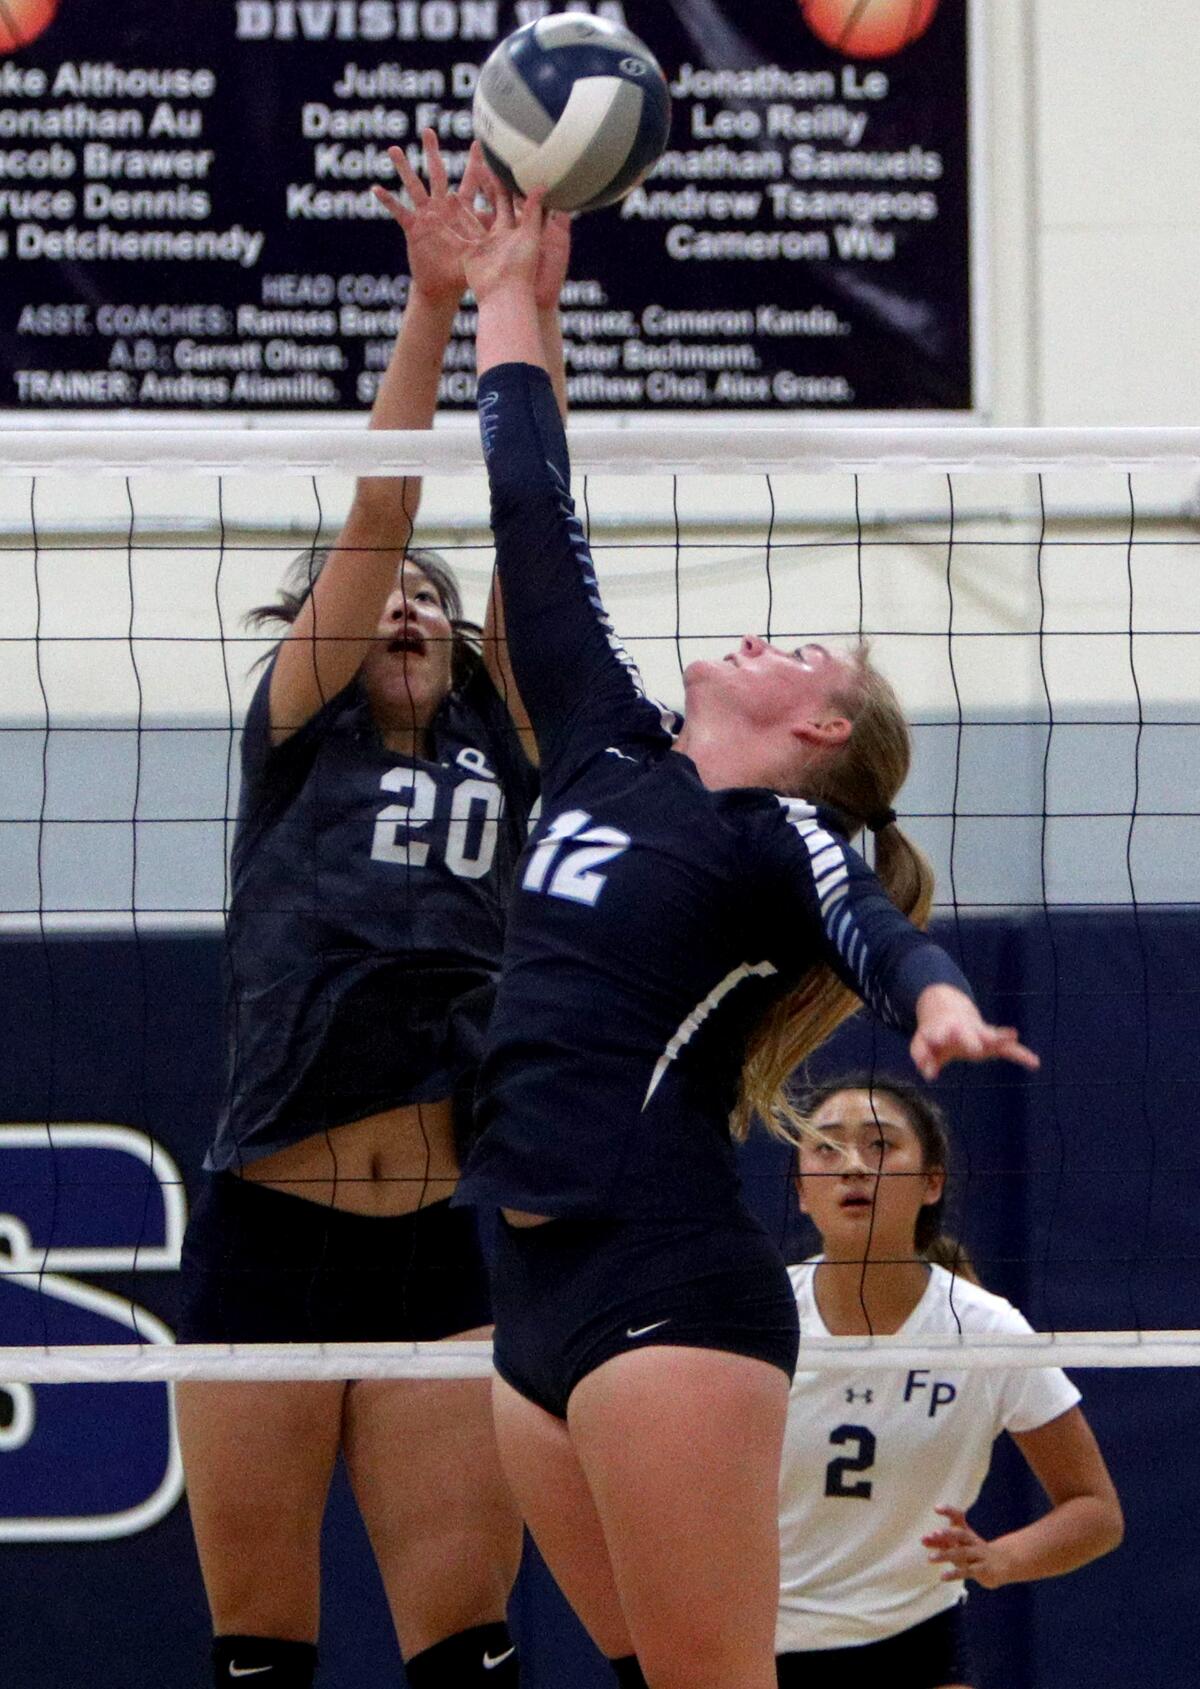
466, 189, 674, 771
476, 205, 573, 768
267, 132, 477, 745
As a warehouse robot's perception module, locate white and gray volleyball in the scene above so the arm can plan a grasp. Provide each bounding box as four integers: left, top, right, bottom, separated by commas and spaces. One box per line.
473, 15, 671, 213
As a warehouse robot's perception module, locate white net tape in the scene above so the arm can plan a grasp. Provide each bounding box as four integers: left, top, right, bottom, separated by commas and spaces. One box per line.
7, 1333, 1200, 1386
1, 423, 1200, 475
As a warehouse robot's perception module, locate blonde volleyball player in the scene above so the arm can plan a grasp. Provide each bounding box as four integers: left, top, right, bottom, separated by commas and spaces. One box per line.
447, 186, 1042, 1689
175, 135, 569, 1689
776, 1077, 1123, 1689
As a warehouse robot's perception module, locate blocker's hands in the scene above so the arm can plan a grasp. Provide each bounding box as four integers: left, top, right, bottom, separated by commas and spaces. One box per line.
923, 1507, 1011, 1588
534, 207, 573, 310
910, 984, 1039, 1082
460, 184, 548, 304
373, 129, 490, 305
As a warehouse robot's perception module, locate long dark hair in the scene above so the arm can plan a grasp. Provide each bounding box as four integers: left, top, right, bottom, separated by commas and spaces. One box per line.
247, 544, 483, 691
799, 1072, 981, 1284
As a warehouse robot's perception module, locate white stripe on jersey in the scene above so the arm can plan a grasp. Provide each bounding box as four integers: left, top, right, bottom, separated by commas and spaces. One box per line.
547, 460, 681, 742
777, 797, 899, 1025
642, 959, 778, 1109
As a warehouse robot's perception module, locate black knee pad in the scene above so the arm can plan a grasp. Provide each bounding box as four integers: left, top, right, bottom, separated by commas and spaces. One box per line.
212, 1635, 317, 1687
610, 1658, 650, 1689
405, 1622, 518, 1686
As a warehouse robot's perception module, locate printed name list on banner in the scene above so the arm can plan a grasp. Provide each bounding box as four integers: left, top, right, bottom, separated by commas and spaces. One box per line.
0, 0, 974, 415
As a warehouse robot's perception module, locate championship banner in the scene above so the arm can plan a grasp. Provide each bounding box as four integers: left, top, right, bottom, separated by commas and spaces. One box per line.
0, 0, 977, 416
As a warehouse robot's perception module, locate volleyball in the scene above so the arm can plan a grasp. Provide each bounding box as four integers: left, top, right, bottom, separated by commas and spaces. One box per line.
472, 15, 671, 213
800, 0, 940, 59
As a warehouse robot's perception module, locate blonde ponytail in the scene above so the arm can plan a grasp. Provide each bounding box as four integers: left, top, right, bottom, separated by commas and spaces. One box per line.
732, 645, 935, 1146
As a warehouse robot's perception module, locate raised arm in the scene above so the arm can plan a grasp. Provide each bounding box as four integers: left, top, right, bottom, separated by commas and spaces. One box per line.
266, 131, 476, 744
463, 189, 675, 771
479, 205, 572, 765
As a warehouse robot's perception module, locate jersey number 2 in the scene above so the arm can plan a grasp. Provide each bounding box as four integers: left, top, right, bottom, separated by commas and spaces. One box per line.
824, 1424, 876, 1499
522, 809, 630, 907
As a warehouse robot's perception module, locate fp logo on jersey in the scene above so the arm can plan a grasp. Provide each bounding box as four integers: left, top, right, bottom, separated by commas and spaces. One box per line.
903, 1369, 958, 1418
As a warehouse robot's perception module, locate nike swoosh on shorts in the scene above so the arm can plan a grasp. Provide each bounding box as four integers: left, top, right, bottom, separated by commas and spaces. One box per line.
625, 1319, 671, 1339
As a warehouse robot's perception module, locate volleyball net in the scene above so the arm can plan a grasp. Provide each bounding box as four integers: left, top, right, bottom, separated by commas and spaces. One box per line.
1, 423, 1198, 1383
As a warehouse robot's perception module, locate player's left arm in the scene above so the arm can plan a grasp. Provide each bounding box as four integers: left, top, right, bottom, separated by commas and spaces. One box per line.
923, 1406, 1124, 1587
773, 818, 1038, 1075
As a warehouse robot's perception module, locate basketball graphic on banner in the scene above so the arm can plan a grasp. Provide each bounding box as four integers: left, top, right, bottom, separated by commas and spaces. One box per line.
800, 0, 940, 58
0, 0, 59, 54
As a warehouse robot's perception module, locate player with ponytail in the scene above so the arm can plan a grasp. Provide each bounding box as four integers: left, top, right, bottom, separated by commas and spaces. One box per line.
444, 183, 1045, 1689
735, 648, 934, 1144
776, 1076, 1123, 1688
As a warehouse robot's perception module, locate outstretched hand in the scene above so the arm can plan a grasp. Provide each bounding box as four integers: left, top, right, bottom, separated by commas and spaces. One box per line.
923, 1507, 1011, 1588
461, 184, 548, 303
910, 984, 1039, 1081
372, 130, 491, 305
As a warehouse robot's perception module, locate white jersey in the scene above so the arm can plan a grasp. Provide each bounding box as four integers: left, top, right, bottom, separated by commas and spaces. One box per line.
777, 1260, 1081, 1653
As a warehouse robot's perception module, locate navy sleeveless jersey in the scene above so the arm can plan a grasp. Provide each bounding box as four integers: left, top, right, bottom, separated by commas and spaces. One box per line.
206, 653, 538, 1171
454, 363, 973, 1222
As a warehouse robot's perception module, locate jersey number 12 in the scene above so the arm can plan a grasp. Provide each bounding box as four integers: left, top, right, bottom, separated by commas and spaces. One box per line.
522, 809, 630, 907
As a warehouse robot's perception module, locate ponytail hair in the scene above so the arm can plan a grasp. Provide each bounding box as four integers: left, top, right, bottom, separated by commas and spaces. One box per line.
799, 1072, 981, 1284
733, 644, 935, 1145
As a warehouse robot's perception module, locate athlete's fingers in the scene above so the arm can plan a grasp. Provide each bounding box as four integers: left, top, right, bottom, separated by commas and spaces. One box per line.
912, 1023, 1038, 1078
459, 139, 487, 208
371, 184, 411, 228
386, 143, 427, 207
445, 193, 487, 238
992, 1032, 1041, 1071
934, 1505, 969, 1527
423, 127, 449, 197
467, 142, 503, 226
521, 185, 548, 230
909, 1030, 943, 1081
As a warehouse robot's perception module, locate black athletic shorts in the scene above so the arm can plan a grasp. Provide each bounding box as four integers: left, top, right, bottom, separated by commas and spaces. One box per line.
178, 1171, 492, 1343
776, 1603, 974, 1689
489, 1206, 799, 1419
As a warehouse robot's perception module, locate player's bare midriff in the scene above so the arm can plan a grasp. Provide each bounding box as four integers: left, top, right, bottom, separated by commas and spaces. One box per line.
237, 1097, 460, 1216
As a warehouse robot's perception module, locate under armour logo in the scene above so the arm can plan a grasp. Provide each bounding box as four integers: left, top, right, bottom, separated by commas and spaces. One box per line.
845, 1386, 874, 1404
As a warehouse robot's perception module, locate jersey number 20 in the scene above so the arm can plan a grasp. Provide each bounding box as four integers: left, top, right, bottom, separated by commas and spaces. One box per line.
523, 809, 630, 906
371, 769, 501, 880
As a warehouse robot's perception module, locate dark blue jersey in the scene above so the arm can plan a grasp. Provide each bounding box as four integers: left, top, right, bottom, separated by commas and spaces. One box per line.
455, 363, 972, 1222
206, 654, 537, 1171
